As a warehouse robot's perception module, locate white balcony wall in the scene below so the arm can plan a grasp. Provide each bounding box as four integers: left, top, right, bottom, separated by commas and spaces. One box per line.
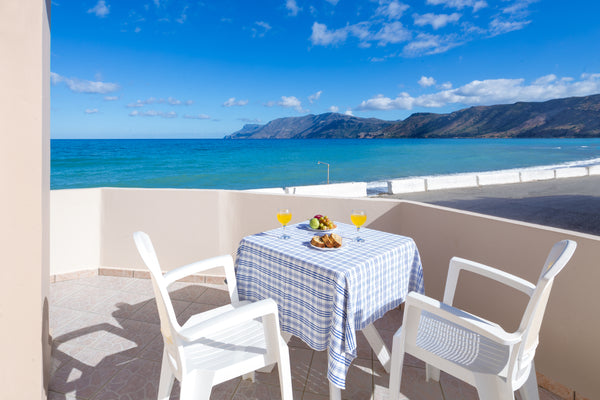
50, 188, 600, 398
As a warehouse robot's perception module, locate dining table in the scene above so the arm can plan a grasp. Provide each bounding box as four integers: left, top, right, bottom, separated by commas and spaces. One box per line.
234, 221, 424, 399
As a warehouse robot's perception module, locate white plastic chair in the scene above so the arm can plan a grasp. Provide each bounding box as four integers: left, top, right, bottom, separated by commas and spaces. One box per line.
133, 231, 293, 400
389, 240, 576, 400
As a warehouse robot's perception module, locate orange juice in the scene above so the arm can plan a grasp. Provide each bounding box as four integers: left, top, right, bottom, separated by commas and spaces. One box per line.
351, 213, 367, 227
277, 212, 292, 225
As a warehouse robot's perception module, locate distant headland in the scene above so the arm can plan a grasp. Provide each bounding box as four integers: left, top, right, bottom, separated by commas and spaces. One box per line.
225, 94, 600, 139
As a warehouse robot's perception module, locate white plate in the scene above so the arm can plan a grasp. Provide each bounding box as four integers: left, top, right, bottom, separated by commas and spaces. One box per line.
310, 242, 343, 251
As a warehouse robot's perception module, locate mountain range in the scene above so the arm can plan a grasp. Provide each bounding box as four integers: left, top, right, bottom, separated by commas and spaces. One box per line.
225, 94, 600, 139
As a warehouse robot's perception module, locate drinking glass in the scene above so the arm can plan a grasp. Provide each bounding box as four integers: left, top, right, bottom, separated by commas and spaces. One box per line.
350, 210, 367, 242
277, 208, 292, 239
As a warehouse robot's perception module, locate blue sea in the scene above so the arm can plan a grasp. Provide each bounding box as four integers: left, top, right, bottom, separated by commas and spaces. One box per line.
51, 139, 600, 193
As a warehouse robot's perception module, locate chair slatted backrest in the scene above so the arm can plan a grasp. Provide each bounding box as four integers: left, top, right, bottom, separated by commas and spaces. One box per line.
133, 231, 185, 377
516, 240, 576, 375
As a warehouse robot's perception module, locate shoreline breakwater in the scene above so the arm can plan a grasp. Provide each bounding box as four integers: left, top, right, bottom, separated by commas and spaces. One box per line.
245, 159, 600, 197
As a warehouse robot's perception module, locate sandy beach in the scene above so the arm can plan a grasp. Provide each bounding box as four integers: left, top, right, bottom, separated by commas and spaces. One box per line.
379, 175, 600, 236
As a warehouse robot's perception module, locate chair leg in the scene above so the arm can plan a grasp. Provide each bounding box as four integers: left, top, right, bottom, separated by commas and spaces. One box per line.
425, 364, 440, 382
388, 332, 405, 400
518, 363, 540, 400
179, 372, 213, 400
474, 375, 515, 400
157, 349, 175, 400
277, 346, 294, 400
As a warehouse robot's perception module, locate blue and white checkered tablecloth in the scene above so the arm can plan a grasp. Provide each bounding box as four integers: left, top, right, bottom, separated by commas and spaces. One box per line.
235, 222, 424, 389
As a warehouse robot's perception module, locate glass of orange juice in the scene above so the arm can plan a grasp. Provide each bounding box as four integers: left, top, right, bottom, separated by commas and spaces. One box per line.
277, 208, 292, 239
350, 210, 367, 242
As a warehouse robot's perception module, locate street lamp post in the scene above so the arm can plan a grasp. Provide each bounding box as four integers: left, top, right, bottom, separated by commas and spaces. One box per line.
317, 161, 330, 184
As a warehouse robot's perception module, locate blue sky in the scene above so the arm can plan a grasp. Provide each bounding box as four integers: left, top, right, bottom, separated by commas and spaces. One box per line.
51, 0, 600, 138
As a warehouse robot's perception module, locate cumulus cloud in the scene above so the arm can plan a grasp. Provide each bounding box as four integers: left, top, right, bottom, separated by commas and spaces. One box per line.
278, 96, 304, 112
307, 0, 532, 57
51, 72, 119, 94
85, 108, 99, 114
223, 97, 249, 107
344, 109, 354, 116
129, 110, 177, 118
357, 73, 600, 111
88, 0, 110, 17
308, 90, 322, 103
418, 76, 436, 87
413, 13, 461, 29
104, 96, 119, 101
426, 0, 487, 11
310, 22, 348, 46
329, 105, 340, 113
376, 1, 410, 20
183, 114, 211, 119
286, 0, 300, 16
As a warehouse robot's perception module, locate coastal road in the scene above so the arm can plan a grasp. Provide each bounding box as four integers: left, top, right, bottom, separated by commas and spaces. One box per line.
380, 175, 600, 236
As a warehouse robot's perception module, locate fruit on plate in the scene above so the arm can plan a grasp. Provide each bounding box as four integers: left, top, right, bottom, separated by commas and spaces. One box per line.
310, 214, 337, 230
309, 218, 320, 229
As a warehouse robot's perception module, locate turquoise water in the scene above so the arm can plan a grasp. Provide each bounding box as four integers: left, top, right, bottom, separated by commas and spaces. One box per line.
51, 139, 600, 191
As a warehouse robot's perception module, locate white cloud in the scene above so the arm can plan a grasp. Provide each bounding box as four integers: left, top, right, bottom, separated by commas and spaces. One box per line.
183, 114, 211, 119
426, 0, 487, 11
325, 0, 339, 4
439, 82, 453, 89
286, 0, 300, 16
308, 90, 322, 103
403, 33, 461, 56
311, 21, 410, 47
489, 18, 530, 36
129, 110, 177, 118
51, 72, 119, 94
357, 73, 600, 111
176, 6, 188, 24
223, 97, 249, 107
238, 117, 262, 123
329, 105, 339, 112
253, 21, 272, 37
310, 22, 348, 46
344, 109, 354, 116
278, 96, 304, 112
85, 108, 99, 114
376, 1, 410, 20
413, 13, 461, 29
125, 97, 193, 107
87, 0, 110, 18
418, 76, 436, 87
104, 96, 119, 101
503, 0, 535, 15
374, 21, 411, 45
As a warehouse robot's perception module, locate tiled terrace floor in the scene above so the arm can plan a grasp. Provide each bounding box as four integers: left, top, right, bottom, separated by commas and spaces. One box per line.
49, 275, 563, 400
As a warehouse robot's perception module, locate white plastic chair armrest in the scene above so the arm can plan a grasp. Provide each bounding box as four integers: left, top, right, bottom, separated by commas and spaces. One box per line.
405, 292, 521, 346
444, 257, 536, 305
164, 254, 233, 285
178, 298, 280, 342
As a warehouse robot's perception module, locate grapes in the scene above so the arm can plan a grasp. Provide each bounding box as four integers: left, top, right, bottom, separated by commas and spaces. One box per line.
314, 214, 336, 230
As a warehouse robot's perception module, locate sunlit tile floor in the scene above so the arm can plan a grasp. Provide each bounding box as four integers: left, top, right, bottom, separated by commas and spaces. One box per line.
49, 275, 563, 400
